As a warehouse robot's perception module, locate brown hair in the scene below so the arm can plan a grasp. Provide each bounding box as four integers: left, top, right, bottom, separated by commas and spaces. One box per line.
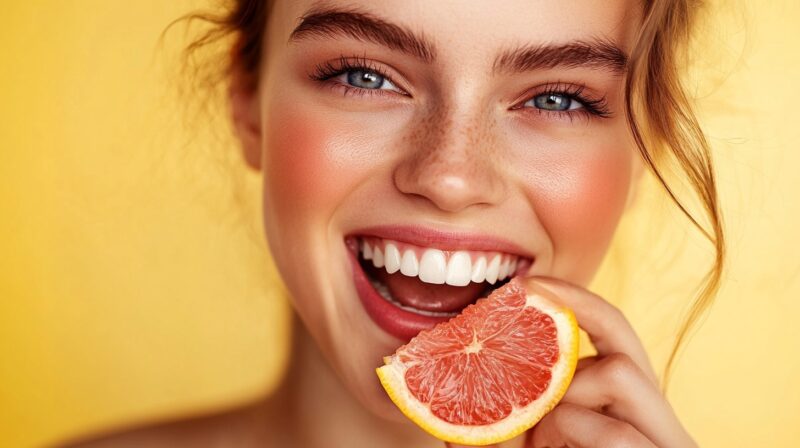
171, 0, 725, 392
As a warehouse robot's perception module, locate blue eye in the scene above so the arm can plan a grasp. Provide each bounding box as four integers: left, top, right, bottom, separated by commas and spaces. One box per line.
526, 93, 584, 111
341, 69, 401, 92
347, 70, 384, 89
310, 57, 408, 96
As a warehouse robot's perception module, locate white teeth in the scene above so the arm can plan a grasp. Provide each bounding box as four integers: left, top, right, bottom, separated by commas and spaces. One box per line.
445, 251, 472, 287
485, 254, 501, 284
498, 257, 510, 280
384, 243, 401, 274
372, 246, 385, 268
400, 250, 419, 277
418, 249, 447, 284
471, 257, 487, 283
360, 238, 524, 286
362, 240, 373, 260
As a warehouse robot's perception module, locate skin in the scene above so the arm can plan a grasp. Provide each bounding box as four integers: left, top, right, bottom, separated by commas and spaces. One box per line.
66, 0, 699, 447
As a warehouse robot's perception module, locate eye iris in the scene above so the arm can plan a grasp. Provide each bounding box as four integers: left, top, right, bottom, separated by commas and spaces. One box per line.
534, 94, 571, 111
347, 70, 384, 89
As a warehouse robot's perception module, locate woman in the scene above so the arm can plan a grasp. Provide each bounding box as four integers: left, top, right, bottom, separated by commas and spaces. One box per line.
72, 0, 724, 446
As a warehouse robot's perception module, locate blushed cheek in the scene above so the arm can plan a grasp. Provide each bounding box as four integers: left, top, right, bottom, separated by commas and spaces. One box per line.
262, 104, 366, 236
525, 148, 632, 284
264, 108, 335, 213
260, 102, 369, 328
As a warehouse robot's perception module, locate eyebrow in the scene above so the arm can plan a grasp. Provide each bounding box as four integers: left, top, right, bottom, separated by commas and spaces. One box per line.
289, 6, 436, 63
492, 40, 628, 75
289, 6, 628, 75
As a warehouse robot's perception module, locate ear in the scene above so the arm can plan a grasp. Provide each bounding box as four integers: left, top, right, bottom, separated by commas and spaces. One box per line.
228, 59, 262, 171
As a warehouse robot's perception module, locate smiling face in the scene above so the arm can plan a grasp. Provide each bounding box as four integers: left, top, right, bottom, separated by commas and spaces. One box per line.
230, 0, 643, 420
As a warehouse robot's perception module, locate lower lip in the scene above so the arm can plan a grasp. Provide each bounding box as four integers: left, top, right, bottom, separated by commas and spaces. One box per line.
346, 241, 451, 342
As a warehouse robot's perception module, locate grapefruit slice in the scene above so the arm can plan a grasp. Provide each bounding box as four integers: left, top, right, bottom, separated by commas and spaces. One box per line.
376, 278, 579, 445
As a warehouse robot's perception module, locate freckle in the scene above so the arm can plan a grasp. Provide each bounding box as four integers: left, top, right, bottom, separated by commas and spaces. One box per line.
401, 102, 451, 177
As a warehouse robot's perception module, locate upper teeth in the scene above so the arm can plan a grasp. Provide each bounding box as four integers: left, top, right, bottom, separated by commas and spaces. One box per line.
360, 238, 519, 286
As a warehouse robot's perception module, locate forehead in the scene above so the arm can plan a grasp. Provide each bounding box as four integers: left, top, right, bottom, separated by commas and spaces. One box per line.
273, 0, 642, 61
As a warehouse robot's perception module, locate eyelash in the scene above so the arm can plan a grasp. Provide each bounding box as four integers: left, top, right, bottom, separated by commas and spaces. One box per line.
309, 56, 612, 119
310, 56, 405, 99
517, 82, 612, 120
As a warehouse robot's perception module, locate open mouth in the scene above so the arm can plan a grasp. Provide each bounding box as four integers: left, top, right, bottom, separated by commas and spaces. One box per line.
345, 234, 532, 341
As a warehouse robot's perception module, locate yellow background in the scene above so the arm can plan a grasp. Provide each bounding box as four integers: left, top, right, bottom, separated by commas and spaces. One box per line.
1, 1, 798, 447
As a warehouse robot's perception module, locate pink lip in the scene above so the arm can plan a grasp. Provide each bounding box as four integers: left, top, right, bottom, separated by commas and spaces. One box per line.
347, 224, 533, 256
346, 237, 450, 341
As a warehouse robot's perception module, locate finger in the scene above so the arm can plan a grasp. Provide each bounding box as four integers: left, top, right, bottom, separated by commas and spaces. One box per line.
527, 402, 656, 448
576, 355, 600, 372
521, 276, 659, 385
562, 353, 697, 448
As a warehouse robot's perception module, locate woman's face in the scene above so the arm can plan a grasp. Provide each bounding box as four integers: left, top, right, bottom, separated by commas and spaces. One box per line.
237, 0, 642, 420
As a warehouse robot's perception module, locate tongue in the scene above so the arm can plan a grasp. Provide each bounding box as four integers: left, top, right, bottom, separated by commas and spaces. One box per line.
375, 269, 487, 313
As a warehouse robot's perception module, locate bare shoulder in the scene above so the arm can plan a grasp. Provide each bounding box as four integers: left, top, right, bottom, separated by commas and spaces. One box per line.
57, 399, 287, 448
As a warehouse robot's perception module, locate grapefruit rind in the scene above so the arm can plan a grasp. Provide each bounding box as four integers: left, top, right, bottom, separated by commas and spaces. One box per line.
376, 294, 579, 446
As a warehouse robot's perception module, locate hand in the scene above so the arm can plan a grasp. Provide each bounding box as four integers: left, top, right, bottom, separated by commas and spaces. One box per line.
446, 276, 698, 448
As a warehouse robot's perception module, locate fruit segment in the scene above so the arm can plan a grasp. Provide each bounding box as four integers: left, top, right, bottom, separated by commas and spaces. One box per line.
376, 278, 579, 445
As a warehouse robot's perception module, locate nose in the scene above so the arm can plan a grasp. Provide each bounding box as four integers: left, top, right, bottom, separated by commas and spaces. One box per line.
393, 104, 506, 213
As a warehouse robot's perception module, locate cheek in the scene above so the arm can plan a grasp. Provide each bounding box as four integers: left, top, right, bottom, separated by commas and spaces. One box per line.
261, 102, 372, 339
521, 147, 633, 283
260, 101, 356, 313
262, 103, 372, 237
264, 108, 340, 215
261, 93, 408, 239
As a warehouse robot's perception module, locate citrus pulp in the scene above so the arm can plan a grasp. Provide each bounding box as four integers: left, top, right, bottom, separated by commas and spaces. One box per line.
376, 278, 579, 445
